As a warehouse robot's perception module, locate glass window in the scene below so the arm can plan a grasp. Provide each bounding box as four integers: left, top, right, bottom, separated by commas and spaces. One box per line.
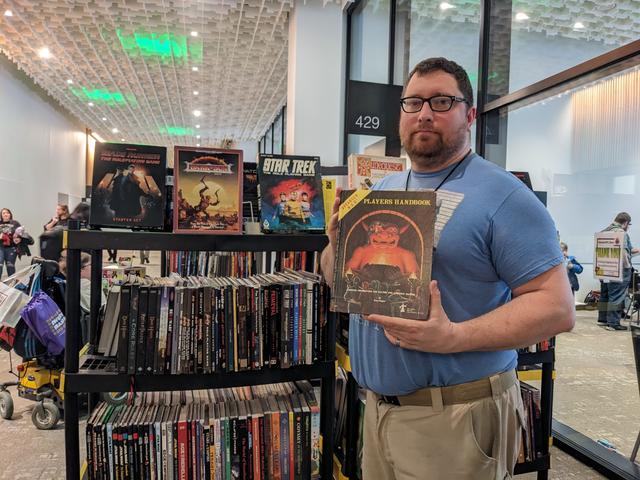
273, 113, 283, 155
488, 0, 640, 96
264, 125, 272, 155
401, 0, 481, 148
484, 60, 640, 457
350, 0, 390, 83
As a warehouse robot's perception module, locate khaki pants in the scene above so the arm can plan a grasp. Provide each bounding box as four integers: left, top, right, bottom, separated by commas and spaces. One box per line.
362, 371, 525, 480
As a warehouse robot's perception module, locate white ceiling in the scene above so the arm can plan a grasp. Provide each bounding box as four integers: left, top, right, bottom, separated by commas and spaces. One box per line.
0, 0, 297, 148
1, 1, 638, 149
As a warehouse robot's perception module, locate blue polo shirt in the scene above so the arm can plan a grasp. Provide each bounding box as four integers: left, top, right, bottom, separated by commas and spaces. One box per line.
349, 153, 563, 394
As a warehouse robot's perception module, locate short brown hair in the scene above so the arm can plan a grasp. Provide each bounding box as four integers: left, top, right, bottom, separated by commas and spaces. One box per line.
405, 57, 474, 107
614, 212, 631, 224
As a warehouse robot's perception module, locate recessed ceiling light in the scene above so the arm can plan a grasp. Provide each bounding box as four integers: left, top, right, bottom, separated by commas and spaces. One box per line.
195, 124, 200, 129
573, 21, 585, 29
88, 102, 94, 107
38, 47, 52, 59
439, 2, 456, 10
4, 10, 13, 17
192, 66, 198, 72
192, 110, 201, 117
121, 138, 125, 142
190, 31, 198, 37
66, 79, 73, 85
193, 90, 199, 95
515, 12, 529, 21
196, 143, 200, 147
102, 117, 107, 121
111, 127, 119, 133
196, 135, 201, 139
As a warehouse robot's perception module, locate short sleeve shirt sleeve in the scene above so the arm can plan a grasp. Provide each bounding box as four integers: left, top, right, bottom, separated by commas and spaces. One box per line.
489, 187, 563, 289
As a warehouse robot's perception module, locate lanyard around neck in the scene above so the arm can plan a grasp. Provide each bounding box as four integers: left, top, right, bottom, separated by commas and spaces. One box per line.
405, 149, 472, 192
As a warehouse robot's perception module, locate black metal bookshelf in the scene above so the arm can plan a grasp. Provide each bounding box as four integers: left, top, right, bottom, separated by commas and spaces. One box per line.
334, 344, 555, 480
63, 226, 336, 480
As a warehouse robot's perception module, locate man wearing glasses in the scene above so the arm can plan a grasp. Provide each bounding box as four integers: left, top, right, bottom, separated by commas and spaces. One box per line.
321, 57, 575, 479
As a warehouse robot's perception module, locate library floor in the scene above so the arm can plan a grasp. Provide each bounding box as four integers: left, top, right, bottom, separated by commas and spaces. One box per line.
0, 257, 633, 478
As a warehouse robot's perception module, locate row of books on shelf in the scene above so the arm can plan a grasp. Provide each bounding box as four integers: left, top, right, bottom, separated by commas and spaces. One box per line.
519, 383, 543, 464
85, 381, 321, 480
517, 338, 555, 354
96, 270, 329, 375
164, 251, 317, 279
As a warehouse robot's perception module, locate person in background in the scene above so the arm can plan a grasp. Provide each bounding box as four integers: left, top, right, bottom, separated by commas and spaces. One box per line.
70, 201, 91, 228
598, 212, 640, 330
13, 226, 34, 260
106, 249, 118, 263
0, 208, 21, 277
139, 250, 150, 264
59, 252, 106, 344
43, 204, 70, 231
560, 242, 583, 296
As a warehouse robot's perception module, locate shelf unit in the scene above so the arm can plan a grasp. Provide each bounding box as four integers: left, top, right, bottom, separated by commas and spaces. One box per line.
334, 345, 555, 480
63, 226, 336, 479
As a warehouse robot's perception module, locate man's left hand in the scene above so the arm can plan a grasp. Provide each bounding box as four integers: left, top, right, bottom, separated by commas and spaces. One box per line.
365, 280, 460, 354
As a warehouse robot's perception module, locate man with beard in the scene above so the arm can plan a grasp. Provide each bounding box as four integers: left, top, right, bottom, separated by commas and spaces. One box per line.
321, 57, 575, 479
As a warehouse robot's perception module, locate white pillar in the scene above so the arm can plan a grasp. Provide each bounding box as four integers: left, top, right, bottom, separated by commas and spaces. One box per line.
286, 0, 346, 166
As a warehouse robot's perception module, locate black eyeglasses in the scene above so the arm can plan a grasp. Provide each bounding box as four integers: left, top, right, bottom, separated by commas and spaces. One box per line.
400, 95, 469, 113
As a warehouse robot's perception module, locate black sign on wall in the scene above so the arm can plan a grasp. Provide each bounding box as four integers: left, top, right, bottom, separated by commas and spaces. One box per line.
346, 80, 403, 137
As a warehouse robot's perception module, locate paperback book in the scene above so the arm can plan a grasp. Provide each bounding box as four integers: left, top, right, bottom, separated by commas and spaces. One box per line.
89, 142, 167, 229
258, 155, 325, 233
331, 189, 436, 319
174, 147, 243, 234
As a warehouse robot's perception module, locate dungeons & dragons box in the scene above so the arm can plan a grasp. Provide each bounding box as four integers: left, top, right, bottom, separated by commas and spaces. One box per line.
258, 154, 325, 233
89, 142, 167, 229
331, 189, 436, 319
173, 146, 243, 234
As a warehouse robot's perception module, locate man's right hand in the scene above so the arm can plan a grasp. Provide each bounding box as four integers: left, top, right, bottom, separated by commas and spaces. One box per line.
326, 188, 342, 251
320, 188, 342, 287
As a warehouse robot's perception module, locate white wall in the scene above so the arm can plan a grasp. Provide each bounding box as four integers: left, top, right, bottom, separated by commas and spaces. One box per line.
0, 58, 85, 267
286, 0, 345, 166
236, 140, 259, 165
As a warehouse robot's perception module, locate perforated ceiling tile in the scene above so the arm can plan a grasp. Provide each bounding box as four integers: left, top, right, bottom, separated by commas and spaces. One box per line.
0, 0, 309, 148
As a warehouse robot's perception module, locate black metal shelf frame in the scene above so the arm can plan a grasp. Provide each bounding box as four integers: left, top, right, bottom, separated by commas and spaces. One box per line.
63, 223, 336, 480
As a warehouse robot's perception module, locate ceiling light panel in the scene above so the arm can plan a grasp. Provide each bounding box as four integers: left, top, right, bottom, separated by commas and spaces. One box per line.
0, 0, 300, 147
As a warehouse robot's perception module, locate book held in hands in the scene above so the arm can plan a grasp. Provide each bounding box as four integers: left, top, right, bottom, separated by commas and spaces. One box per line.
331, 190, 436, 320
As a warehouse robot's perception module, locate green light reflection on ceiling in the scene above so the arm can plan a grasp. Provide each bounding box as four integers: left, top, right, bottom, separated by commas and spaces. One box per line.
70, 87, 138, 107
116, 29, 203, 65
160, 126, 196, 136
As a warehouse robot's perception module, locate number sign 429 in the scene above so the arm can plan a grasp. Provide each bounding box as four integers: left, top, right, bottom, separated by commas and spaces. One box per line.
355, 115, 380, 130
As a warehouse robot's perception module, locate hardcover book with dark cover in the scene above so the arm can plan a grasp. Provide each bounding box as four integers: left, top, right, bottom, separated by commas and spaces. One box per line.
257, 154, 325, 233
173, 146, 243, 234
331, 189, 436, 319
90, 142, 167, 229
242, 162, 260, 224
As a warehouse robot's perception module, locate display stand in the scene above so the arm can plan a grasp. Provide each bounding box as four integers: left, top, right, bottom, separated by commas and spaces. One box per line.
334, 345, 555, 480
63, 223, 336, 479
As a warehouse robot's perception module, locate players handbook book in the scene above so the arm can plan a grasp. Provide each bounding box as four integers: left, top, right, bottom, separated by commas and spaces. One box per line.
89, 142, 167, 229
331, 190, 436, 320
257, 154, 325, 233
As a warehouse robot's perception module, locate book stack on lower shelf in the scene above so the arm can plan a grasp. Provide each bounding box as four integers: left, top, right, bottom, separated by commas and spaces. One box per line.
85, 382, 322, 480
